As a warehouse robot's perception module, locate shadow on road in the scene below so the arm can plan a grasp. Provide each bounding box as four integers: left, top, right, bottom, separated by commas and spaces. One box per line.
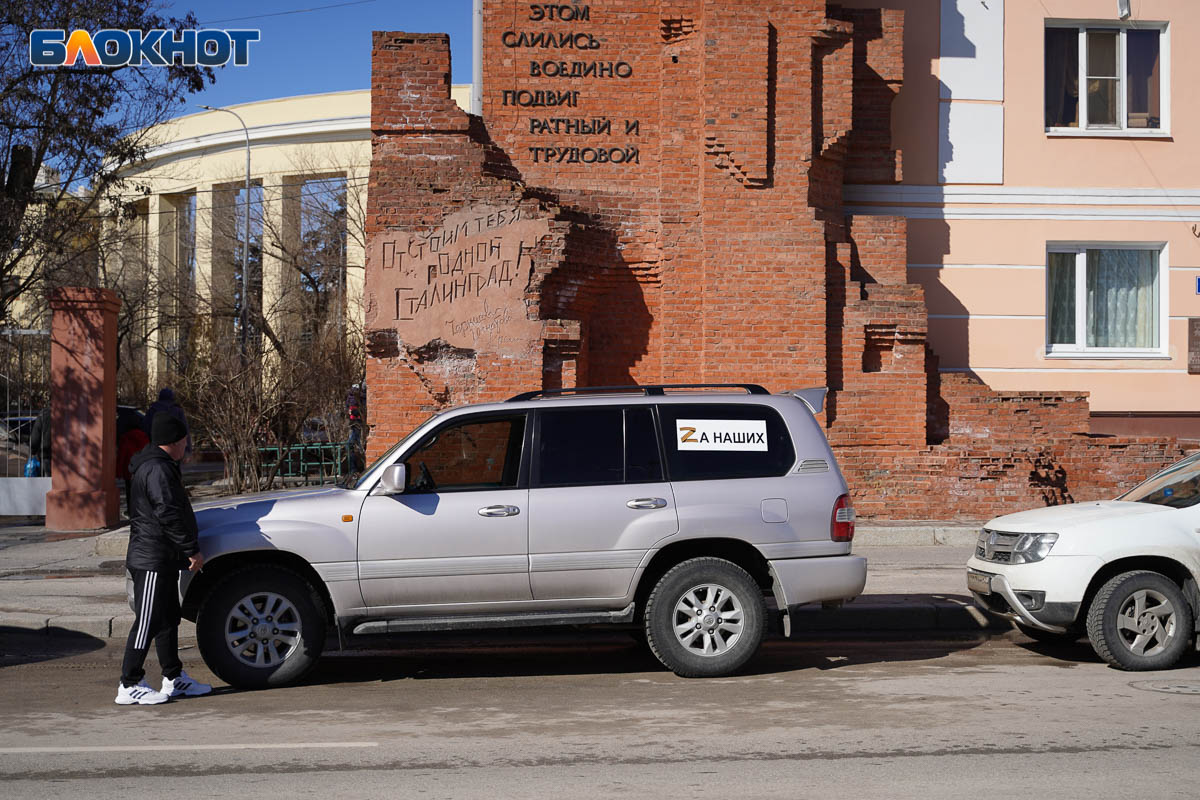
0, 628, 106, 666
292, 629, 992, 687
1013, 634, 1200, 670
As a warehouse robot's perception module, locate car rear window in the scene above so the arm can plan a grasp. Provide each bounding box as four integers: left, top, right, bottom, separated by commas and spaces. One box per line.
657, 403, 795, 481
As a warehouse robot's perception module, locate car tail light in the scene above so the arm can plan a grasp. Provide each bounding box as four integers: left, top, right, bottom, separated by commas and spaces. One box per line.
831, 494, 855, 542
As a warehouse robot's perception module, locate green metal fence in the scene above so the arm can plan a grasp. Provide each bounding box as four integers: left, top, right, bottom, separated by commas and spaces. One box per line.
255, 441, 352, 486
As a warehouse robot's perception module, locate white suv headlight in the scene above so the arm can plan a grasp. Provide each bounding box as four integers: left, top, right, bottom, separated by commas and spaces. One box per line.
1011, 532, 1058, 564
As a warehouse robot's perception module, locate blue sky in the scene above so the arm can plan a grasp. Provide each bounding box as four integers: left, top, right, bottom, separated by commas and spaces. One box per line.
169, 0, 473, 109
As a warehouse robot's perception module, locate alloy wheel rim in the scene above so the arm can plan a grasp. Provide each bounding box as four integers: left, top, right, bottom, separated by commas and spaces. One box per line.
224, 591, 302, 668
1116, 588, 1176, 657
672, 583, 744, 657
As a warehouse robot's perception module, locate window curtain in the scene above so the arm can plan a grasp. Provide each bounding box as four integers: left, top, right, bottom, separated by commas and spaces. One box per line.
1044, 29, 1078, 127
1086, 249, 1158, 348
1047, 252, 1076, 344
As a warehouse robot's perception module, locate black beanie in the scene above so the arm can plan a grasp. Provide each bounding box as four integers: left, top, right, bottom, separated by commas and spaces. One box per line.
151, 414, 188, 446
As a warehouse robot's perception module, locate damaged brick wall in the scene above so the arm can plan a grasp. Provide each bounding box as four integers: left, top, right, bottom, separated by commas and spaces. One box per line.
820, 11, 1196, 518
839, 371, 1193, 519
365, 32, 582, 451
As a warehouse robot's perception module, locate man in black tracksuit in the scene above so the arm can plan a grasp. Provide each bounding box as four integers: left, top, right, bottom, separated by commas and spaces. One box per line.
116, 414, 213, 705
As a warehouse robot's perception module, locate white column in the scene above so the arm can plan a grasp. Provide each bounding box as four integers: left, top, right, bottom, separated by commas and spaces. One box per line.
145, 193, 174, 390
345, 176, 367, 333
260, 178, 297, 359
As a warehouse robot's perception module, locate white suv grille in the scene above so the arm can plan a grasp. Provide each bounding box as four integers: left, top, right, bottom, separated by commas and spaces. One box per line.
975, 529, 1020, 564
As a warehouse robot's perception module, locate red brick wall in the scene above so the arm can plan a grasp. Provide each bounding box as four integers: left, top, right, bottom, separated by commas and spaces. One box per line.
839, 372, 1195, 519
364, 8, 1195, 519
480, 0, 843, 392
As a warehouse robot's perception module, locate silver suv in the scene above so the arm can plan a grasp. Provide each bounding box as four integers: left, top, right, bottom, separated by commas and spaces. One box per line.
182, 384, 867, 688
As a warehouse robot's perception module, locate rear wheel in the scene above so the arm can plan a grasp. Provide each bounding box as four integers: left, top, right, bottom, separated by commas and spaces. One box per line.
644, 557, 766, 678
1086, 570, 1193, 671
196, 566, 326, 689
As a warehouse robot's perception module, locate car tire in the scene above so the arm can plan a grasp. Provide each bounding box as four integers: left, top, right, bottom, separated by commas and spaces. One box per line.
196, 566, 327, 689
1085, 570, 1194, 671
644, 557, 766, 678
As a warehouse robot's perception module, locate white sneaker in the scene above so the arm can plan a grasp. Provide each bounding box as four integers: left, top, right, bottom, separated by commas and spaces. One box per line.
115, 681, 170, 705
161, 670, 212, 698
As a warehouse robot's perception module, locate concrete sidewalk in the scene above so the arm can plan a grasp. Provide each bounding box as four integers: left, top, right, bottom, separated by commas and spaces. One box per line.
0, 522, 997, 642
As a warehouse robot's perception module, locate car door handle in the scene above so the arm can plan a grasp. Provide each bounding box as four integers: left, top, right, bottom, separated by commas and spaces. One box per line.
627, 497, 668, 510
478, 505, 520, 517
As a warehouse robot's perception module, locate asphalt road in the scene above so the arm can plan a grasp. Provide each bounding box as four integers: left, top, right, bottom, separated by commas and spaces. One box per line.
1, 628, 1198, 799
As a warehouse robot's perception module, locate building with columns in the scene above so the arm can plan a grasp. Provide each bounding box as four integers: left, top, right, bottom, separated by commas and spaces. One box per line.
109, 86, 471, 392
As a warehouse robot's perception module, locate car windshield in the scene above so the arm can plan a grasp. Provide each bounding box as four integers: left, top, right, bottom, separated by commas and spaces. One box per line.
1118, 452, 1200, 509
349, 413, 439, 490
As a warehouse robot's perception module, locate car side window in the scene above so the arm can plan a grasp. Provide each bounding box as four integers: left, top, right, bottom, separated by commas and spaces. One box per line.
657, 403, 795, 481
405, 414, 525, 493
535, 407, 624, 487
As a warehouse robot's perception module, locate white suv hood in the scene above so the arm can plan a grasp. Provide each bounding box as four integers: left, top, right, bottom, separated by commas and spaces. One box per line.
986, 500, 1169, 533
195, 486, 348, 532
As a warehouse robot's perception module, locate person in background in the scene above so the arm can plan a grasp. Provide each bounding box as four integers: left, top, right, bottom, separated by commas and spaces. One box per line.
27, 406, 50, 476
346, 384, 366, 473
117, 406, 148, 517
144, 388, 191, 459
347, 404, 364, 473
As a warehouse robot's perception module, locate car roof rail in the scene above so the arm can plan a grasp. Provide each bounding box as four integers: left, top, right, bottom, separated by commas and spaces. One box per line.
506, 383, 771, 402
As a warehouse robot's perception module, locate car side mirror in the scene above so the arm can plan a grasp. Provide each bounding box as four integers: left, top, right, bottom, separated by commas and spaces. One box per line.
378, 463, 406, 495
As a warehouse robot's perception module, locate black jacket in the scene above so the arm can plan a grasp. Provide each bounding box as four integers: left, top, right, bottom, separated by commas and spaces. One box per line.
126, 445, 199, 570
29, 408, 50, 459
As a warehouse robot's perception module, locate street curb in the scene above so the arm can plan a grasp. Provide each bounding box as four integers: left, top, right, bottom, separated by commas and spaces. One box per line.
92, 524, 983, 557
95, 527, 130, 558
854, 526, 979, 548
1, 614, 197, 641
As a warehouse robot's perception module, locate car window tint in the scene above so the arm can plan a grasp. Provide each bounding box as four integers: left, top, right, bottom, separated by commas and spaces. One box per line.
658, 403, 795, 481
625, 406, 663, 483
406, 415, 525, 492
536, 407, 624, 487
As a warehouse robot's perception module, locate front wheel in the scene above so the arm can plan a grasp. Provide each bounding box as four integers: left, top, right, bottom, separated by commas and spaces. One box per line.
1086, 570, 1194, 671
644, 557, 766, 678
196, 566, 327, 689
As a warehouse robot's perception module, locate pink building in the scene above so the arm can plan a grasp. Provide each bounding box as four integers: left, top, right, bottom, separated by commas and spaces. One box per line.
842, 0, 1199, 438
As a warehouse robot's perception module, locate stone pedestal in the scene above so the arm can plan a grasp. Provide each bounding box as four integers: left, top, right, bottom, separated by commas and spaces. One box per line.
45, 288, 120, 531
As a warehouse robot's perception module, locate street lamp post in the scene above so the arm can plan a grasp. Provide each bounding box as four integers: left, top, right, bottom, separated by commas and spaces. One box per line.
199, 104, 251, 359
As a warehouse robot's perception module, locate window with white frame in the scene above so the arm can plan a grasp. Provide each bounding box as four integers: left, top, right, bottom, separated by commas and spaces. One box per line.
1045, 23, 1166, 132
1046, 244, 1165, 355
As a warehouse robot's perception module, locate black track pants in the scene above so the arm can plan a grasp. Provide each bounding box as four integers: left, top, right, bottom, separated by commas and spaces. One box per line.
120, 568, 183, 687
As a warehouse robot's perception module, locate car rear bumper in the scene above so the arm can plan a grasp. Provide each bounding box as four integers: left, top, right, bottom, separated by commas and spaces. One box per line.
769, 555, 867, 610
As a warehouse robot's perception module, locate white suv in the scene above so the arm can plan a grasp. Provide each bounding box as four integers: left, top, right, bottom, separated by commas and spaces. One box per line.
967, 451, 1200, 670
178, 384, 867, 688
